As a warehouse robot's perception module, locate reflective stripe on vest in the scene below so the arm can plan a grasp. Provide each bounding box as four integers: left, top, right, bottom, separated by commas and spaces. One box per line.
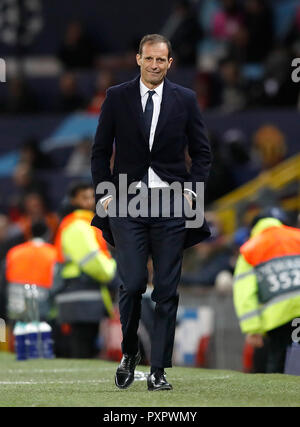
238, 309, 261, 322
55, 291, 102, 304
233, 269, 255, 284
78, 250, 99, 267
238, 289, 300, 323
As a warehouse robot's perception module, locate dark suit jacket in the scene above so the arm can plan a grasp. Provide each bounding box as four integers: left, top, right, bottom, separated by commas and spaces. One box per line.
91, 75, 212, 248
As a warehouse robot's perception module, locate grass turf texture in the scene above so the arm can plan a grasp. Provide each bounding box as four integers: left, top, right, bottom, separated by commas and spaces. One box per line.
0, 352, 300, 407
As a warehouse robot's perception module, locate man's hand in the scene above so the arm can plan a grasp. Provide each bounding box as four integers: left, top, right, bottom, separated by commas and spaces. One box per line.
183, 192, 193, 209
102, 196, 113, 212
246, 333, 264, 348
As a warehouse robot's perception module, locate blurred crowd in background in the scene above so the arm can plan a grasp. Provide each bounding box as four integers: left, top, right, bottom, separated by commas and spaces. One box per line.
1, 0, 300, 113
0, 0, 300, 368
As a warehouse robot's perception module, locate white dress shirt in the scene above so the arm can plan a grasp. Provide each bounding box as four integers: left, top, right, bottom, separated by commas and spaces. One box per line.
136, 79, 168, 188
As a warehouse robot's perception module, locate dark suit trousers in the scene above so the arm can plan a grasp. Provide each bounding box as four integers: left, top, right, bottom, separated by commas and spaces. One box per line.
108, 191, 186, 368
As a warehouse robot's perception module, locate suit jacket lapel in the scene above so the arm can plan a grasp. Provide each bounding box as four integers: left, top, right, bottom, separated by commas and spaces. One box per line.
124, 76, 177, 151
125, 76, 149, 146
152, 78, 176, 151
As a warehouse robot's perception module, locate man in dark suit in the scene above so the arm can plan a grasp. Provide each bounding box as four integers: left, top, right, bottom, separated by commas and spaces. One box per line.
91, 34, 211, 391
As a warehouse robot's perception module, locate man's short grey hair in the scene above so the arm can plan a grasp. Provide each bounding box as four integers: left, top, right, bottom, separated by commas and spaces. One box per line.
138, 34, 172, 59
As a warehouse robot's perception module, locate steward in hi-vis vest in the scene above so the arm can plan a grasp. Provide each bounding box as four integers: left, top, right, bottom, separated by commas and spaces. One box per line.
54, 208, 116, 324
6, 221, 57, 321
233, 210, 300, 372
53, 181, 117, 358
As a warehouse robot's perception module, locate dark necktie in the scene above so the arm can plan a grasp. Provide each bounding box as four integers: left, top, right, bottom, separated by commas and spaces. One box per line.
142, 90, 155, 187
144, 90, 155, 141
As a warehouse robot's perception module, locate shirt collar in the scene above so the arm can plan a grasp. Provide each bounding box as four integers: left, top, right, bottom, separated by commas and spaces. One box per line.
32, 238, 45, 245
140, 78, 164, 98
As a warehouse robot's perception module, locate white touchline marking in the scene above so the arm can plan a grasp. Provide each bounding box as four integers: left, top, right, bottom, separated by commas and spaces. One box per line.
0, 379, 110, 385
5, 367, 113, 374
202, 375, 232, 380
172, 375, 232, 381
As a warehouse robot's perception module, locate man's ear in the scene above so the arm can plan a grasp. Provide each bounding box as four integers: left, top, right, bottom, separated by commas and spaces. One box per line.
167, 57, 173, 70
136, 54, 141, 66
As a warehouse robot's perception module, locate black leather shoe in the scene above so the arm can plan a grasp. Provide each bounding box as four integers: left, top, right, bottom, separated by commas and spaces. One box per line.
147, 372, 173, 391
115, 352, 141, 389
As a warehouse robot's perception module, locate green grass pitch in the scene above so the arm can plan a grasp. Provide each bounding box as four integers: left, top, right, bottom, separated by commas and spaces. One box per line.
1, 352, 300, 407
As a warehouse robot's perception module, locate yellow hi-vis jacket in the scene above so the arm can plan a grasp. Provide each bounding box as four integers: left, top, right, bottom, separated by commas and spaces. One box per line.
233, 218, 300, 334
55, 209, 116, 319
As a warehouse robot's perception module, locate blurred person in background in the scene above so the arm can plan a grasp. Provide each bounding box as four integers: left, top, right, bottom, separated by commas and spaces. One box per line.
86, 70, 115, 114
4, 220, 57, 348
58, 21, 98, 70
57, 72, 86, 112
53, 182, 117, 358
211, 0, 244, 43
161, 0, 202, 67
17, 191, 59, 242
65, 137, 92, 178
19, 138, 54, 171
9, 163, 48, 224
9, 136, 48, 223
0, 214, 24, 263
194, 71, 211, 110
9, 163, 38, 222
3, 77, 38, 114
223, 128, 260, 187
233, 207, 300, 373
243, 0, 273, 64
194, 69, 225, 110
284, 4, 300, 49
204, 132, 235, 204
224, 0, 273, 64
217, 57, 247, 112
181, 212, 234, 287
259, 46, 299, 107
252, 124, 287, 170
0, 214, 25, 322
